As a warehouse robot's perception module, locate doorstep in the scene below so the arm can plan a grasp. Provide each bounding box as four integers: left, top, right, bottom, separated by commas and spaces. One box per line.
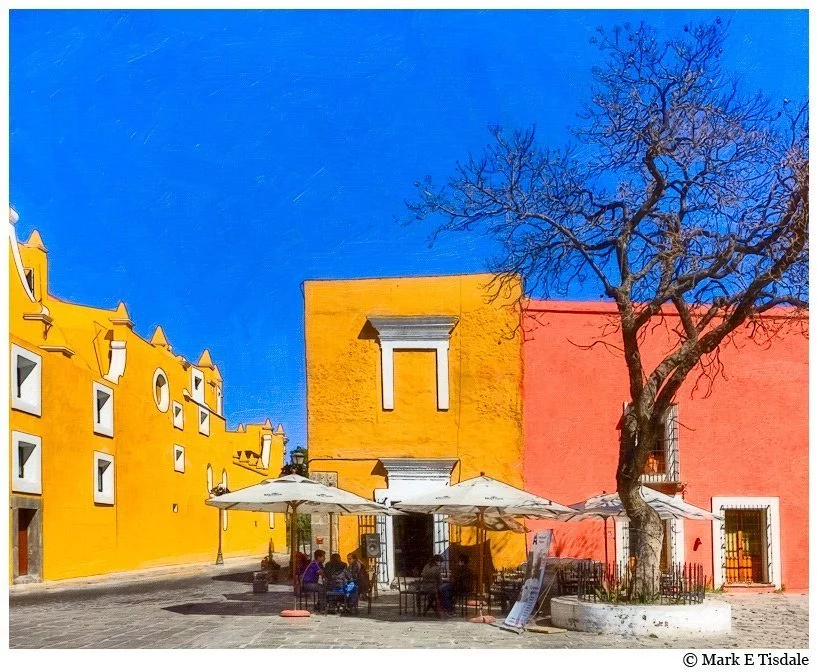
723, 583, 777, 594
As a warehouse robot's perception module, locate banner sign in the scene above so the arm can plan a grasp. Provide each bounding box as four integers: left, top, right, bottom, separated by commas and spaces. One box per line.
502, 529, 553, 630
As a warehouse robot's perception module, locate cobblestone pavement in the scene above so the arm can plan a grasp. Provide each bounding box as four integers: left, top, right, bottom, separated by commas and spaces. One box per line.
9, 559, 808, 649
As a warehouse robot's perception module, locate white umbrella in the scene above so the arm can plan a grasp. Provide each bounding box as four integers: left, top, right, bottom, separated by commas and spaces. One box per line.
393, 474, 573, 619
207, 474, 389, 611
563, 487, 721, 566
565, 487, 721, 522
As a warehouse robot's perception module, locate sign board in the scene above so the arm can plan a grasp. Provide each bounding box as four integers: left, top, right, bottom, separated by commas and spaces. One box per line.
309, 471, 338, 488
308, 472, 339, 554
502, 530, 553, 630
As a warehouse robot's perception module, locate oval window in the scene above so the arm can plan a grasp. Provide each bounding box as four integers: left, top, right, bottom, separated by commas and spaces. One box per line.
153, 368, 170, 412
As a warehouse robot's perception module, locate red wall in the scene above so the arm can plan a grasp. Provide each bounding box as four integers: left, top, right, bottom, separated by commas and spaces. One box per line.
522, 301, 808, 590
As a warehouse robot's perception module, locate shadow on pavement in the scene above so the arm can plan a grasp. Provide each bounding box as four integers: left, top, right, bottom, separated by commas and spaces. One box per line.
210, 571, 255, 584
161, 590, 485, 626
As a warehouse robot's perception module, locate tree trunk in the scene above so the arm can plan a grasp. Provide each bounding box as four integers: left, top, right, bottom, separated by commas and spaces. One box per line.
617, 411, 664, 598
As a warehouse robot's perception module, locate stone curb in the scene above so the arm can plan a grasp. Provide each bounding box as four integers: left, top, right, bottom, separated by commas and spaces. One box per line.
9, 552, 290, 599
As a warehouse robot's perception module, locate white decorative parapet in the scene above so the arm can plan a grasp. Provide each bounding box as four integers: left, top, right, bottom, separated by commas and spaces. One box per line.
367, 315, 458, 411
550, 596, 731, 638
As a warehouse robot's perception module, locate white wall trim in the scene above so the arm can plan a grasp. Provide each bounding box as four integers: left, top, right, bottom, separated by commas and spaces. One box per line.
93, 451, 115, 505
173, 444, 185, 473
11, 344, 42, 417
260, 435, 272, 470
368, 316, 457, 411
12, 430, 42, 495
172, 401, 184, 430
9, 222, 37, 302
191, 367, 205, 404
103, 341, 127, 384
152, 368, 170, 412
711, 496, 781, 589
92, 381, 114, 437
373, 457, 457, 584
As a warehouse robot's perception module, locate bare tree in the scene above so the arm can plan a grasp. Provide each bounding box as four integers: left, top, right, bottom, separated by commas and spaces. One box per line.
410, 20, 808, 594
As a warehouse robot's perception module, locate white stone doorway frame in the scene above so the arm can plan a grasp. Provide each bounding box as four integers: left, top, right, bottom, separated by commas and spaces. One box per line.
373, 457, 458, 587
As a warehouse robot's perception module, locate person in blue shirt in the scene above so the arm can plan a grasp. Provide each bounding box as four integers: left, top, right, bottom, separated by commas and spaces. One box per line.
301, 549, 326, 611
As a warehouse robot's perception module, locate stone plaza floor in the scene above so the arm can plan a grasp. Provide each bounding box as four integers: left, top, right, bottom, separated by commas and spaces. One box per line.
8, 557, 809, 649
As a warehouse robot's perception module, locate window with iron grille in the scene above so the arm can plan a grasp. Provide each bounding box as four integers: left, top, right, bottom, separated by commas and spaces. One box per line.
625, 403, 680, 484
721, 505, 772, 585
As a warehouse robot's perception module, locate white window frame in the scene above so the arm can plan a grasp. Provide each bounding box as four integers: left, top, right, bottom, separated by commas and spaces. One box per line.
711, 496, 781, 589
198, 407, 210, 436
173, 444, 185, 473
11, 344, 42, 417
93, 451, 115, 505
191, 367, 205, 404
367, 316, 458, 411
269, 513, 276, 529
172, 401, 184, 430
614, 515, 685, 566
12, 431, 42, 495
152, 368, 170, 412
92, 382, 114, 437
215, 385, 223, 415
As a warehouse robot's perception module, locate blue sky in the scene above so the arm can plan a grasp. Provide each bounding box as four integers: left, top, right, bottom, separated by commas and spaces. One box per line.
10, 10, 808, 452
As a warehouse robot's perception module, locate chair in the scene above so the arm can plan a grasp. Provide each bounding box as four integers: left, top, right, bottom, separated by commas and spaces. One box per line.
397, 576, 420, 616
325, 573, 346, 614
294, 576, 319, 611
357, 567, 375, 615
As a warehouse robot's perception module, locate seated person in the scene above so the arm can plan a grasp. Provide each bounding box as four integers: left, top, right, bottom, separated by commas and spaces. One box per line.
420, 554, 454, 617
293, 551, 309, 579
451, 554, 474, 599
342, 553, 367, 612
301, 550, 327, 611
323, 553, 348, 613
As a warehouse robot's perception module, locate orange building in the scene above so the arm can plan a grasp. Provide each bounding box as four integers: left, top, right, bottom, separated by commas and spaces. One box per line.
522, 300, 808, 591
9, 207, 288, 583
304, 275, 527, 585
304, 273, 808, 591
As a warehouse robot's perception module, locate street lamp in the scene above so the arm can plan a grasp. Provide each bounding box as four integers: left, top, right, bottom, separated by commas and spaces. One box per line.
209, 484, 230, 565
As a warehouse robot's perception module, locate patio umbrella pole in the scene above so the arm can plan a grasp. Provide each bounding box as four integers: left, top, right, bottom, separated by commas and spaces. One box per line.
477, 508, 485, 617
291, 501, 299, 611
603, 516, 609, 566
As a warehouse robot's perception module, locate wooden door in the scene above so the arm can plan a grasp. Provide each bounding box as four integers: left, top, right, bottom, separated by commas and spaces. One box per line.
17, 509, 35, 576
724, 509, 765, 584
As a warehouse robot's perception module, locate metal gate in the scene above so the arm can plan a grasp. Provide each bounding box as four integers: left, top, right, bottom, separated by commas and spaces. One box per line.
357, 514, 389, 585
433, 514, 450, 574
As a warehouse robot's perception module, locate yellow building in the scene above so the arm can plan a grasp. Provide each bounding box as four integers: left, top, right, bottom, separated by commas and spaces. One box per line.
9, 207, 288, 583
304, 274, 526, 585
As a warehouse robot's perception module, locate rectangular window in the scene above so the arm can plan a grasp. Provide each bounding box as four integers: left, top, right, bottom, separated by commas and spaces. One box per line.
93, 451, 115, 505
172, 401, 184, 430
24, 268, 35, 294
93, 382, 114, 437
639, 404, 679, 484
11, 431, 42, 495
198, 408, 210, 436
174, 445, 185, 473
216, 386, 223, 415
191, 368, 205, 403
11, 345, 42, 416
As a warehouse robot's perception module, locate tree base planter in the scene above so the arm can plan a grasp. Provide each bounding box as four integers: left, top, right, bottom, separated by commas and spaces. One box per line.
550, 596, 731, 638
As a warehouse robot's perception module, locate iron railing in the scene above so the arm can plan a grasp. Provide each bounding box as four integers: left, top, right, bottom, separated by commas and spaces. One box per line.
573, 561, 706, 605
